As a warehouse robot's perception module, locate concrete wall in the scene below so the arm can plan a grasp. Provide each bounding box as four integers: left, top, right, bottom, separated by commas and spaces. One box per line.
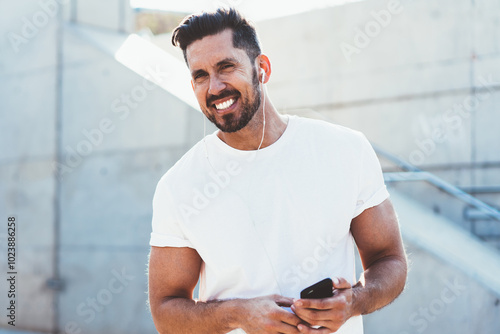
364, 240, 500, 334
0, 0, 61, 331
0, 1, 204, 333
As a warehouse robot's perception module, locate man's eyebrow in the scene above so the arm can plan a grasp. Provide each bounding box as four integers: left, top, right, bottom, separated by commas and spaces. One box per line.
216, 57, 238, 67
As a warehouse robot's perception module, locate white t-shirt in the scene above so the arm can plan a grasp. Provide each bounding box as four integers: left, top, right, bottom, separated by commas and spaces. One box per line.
150, 115, 389, 334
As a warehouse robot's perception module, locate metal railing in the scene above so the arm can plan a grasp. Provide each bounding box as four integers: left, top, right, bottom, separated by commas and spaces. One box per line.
372, 144, 500, 222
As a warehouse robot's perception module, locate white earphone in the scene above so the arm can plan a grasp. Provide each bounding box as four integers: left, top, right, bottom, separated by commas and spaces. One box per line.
257, 67, 266, 151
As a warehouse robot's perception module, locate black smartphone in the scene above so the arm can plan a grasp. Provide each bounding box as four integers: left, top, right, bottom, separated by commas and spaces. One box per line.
300, 278, 333, 299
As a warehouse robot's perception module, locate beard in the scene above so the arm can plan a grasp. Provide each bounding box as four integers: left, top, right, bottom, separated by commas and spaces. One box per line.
204, 69, 261, 133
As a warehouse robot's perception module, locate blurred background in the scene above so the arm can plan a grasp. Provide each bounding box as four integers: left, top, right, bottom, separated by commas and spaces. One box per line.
1, 0, 499, 333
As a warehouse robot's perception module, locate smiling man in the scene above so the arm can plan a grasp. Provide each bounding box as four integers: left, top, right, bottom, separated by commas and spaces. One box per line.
148, 8, 407, 334
188, 29, 262, 134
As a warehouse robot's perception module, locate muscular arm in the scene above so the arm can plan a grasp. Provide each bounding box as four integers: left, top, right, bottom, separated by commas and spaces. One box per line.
292, 199, 407, 333
350, 198, 407, 315
148, 246, 303, 334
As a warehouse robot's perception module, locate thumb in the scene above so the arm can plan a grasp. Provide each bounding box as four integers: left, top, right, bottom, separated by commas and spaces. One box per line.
332, 277, 351, 290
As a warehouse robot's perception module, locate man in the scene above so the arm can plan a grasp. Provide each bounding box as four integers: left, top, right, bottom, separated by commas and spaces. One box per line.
148, 7, 407, 334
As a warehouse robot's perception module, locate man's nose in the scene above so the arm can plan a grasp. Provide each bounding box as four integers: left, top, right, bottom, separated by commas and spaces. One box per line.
208, 75, 226, 96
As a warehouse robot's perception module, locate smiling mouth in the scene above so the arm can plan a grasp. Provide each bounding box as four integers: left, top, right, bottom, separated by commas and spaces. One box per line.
214, 98, 236, 111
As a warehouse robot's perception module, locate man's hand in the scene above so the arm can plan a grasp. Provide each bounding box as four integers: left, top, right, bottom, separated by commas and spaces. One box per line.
291, 277, 353, 334
239, 294, 304, 334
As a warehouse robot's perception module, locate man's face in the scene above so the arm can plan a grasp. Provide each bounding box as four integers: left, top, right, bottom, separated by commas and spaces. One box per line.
186, 29, 261, 133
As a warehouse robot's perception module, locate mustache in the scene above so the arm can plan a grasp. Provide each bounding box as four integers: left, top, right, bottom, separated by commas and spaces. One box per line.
206, 89, 240, 106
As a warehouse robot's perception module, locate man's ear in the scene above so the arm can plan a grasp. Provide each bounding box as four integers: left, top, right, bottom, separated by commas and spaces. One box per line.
257, 54, 272, 84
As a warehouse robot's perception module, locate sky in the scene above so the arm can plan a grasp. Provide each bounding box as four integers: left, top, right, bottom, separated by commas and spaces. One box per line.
129, 0, 363, 21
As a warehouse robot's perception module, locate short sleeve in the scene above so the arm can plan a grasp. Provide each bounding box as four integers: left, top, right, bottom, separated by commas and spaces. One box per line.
352, 135, 389, 218
150, 178, 194, 248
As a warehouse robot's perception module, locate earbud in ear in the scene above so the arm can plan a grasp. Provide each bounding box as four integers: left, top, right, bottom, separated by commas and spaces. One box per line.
260, 69, 265, 83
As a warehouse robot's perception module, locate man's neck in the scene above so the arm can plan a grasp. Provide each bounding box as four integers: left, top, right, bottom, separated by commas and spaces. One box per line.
216, 101, 288, 151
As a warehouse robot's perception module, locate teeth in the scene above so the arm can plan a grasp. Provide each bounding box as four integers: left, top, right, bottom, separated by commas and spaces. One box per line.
215, 98, 235, 110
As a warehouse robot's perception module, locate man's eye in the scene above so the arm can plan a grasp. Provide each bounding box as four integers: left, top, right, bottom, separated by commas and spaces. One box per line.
194, 73, 207, 80
221, 64, 233, 70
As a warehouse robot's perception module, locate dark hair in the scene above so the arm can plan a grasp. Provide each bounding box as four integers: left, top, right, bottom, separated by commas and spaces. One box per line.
172, 8, 261, 65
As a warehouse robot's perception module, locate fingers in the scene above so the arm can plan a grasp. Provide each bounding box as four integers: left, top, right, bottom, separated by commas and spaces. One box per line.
265, 279, 352, 333
269, 295, 308, 332
291, 305, 336, 328
332, 277, 351, 290
243, 295, 306, 334
275, 305, 305, 334
293, 295, 346, 310
280, 308, 303, 327
293, 277, 352, 310
292, 293, 349, 329
272, 320, 302, 334
291, 278, 353, 333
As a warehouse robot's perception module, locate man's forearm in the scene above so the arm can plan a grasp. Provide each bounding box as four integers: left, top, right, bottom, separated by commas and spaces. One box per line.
351, 255, 407, 316
152, 297, 241, 334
